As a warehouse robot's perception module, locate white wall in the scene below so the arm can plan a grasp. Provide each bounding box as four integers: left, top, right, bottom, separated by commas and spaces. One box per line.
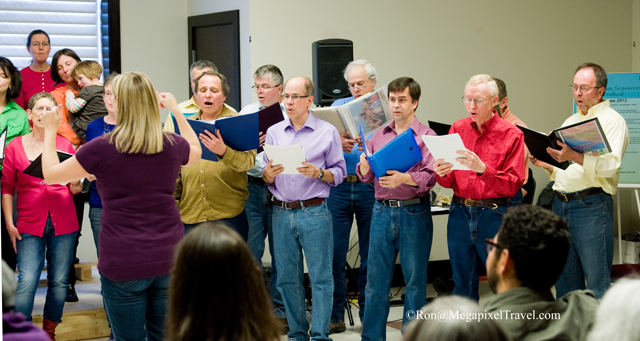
120, 0, 190, 120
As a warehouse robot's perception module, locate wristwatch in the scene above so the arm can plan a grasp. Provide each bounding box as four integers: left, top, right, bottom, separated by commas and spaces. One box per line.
317, 168, 325, 180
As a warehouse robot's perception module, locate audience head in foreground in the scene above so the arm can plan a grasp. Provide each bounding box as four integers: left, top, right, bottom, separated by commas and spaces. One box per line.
404, 296, 511, 341
487, 204, 570, 294
482, 205, 598, 341
167, 222, 280, 341
587, 277, 640, 341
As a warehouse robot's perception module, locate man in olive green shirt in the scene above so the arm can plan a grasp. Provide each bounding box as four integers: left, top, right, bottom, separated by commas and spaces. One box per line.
482, 205, 598, 341
169, 71, 255, 238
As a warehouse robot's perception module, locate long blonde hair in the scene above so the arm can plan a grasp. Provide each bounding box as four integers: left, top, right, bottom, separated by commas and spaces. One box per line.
110, 72, 168, 154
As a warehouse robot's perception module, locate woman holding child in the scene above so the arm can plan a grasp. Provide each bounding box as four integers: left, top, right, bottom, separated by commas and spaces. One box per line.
50, 48, 82, 146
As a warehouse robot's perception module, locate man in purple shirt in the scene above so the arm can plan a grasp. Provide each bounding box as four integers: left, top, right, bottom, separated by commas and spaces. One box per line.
263, 76, 346, 341
357, 77, 437, 340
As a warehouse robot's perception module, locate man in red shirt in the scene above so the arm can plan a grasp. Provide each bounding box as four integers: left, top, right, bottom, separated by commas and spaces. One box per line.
434, 74, 525, 301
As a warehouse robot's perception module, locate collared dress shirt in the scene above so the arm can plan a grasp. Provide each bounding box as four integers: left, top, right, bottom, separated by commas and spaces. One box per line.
263, 112, 346, 202
549, 99, 629, 195
163, 96, 237, 132
174, 107, 256, 223
437, 113, 526, 199
356, 117, 437, 200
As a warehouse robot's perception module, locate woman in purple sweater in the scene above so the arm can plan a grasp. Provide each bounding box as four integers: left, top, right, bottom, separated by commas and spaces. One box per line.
38, 72, 201, 341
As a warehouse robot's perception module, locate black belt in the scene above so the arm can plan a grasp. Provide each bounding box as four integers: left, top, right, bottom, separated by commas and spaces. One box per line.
554, 187, 605, 202
248, 176, 266, 185
345, 175, 360, 183
378, 196, 427, 207
273, 197, 325, 209
452, 195, 511, 209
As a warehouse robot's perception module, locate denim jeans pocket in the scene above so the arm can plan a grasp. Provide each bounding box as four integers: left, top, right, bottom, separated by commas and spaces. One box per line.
373, 202, 384, 213
302, 202, 328, 217
579, 193, 606, 208
113, 279, 139, 289
403, 204, 427, 215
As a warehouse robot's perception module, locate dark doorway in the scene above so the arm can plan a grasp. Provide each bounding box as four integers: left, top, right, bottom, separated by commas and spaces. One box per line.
188, 11, 241, 111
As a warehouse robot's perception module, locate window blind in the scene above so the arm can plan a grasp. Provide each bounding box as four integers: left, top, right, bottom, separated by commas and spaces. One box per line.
0, 0, 102, 70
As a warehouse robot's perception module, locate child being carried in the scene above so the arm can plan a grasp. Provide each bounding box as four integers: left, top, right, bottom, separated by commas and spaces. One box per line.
65, 61, 107, 141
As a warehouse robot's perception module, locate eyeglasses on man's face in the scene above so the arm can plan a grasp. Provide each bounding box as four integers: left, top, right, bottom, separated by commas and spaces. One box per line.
283, 94, 310, 102
462, 96, 491, 106
484, 238, 502, 254
569, 85, 600, 93
252, 84, 281, 92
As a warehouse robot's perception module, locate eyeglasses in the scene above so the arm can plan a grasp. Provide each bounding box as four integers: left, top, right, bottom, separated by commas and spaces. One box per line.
103, 91, 114, 98
462, 96, 490, 106
33, 106, 53, 113
569, 85, 600, 93
348, 77, 372, 90
30, 42, 49, 48
484, 238, 501, 254
283, 94, 310, 101
252, 84, 281, 91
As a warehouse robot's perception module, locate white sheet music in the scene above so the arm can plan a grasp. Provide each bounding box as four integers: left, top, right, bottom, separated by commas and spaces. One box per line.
422, 134, 470, 171
263, 144, 307, 174
0, 128, 7, 160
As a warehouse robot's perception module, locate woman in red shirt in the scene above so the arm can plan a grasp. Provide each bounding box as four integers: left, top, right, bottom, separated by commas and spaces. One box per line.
1, 92, 82, 340
16, 30, 61, 110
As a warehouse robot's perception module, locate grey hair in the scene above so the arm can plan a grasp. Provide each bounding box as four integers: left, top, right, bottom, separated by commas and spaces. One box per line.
466, 74, 499, 97
190, 60, 218, 81
195, 71, 229, 97
254, 64, 283, 87
344, 59, 377, 84
404, 296, 511, 341
587, 278, 640, 341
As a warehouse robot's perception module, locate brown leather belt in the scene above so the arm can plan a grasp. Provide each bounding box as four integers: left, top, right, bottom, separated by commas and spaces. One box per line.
378, 196, 427, 207
452, 195, 511, 209
554, 187, 604, 202
345, 175, 359, 183
273, 197, 325, 209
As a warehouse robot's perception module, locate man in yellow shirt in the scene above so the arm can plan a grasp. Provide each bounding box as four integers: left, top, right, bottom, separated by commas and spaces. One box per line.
172, 71, 256, 238
530, 63, 629, 298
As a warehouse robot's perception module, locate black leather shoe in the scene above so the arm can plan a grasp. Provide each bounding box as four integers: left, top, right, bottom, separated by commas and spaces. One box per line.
65, 284, 79, 302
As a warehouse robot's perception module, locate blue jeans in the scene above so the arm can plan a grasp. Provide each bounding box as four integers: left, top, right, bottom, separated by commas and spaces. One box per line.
183, 209, 249, 240
326, 180, 375, 323
88, 207, 102, 257
362, 200, 433, 341
245, 181, 285, 318
447, 197, 519, 301
101, 274, 170, 341
272, 201, 333, 341
15, 217, 76, 322
553, 190, 613, 299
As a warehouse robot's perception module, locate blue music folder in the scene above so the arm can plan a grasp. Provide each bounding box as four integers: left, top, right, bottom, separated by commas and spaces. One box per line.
172, 113, 259, 162
361, 125, 422, 180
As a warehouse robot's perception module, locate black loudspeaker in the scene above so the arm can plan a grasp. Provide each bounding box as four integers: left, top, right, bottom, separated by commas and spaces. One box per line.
312, 39, 353, 107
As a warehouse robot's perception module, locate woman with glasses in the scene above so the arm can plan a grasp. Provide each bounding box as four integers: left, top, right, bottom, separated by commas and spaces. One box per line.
1, 92, 81, 341
39, 72, 201, 341
16, 30, 61, 110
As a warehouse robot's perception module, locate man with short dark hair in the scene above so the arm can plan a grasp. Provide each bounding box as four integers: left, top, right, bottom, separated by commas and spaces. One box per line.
327, 59, 378, 333
239, 64, 287, 331
358, 77, 437, 340
483, 205, 598, 341
263, 76, 346, 341
435, 74, 526, 301
530, 63, 629, 298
